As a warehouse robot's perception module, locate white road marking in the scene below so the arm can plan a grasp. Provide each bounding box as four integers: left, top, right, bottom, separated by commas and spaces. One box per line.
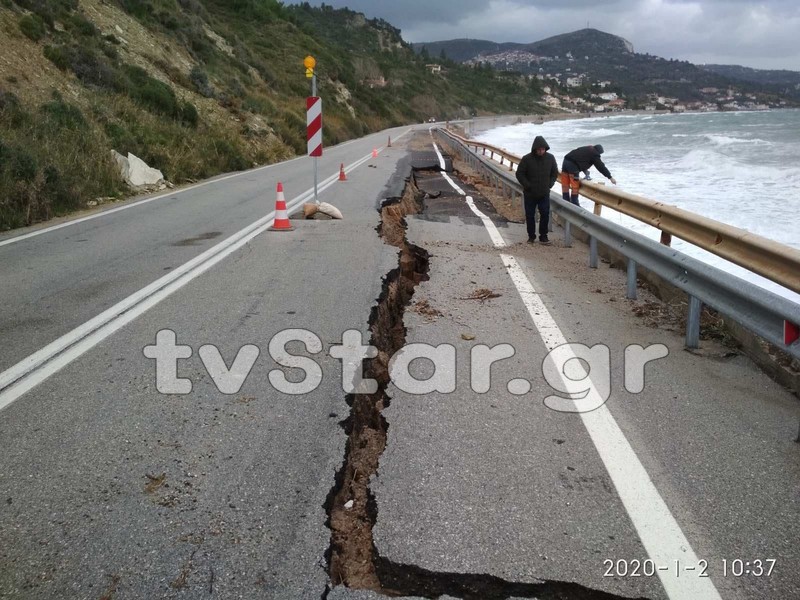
464, 197, 507, 249
432, 141, 448, 171
0, 149, 380, 411
435, 151, 722, 600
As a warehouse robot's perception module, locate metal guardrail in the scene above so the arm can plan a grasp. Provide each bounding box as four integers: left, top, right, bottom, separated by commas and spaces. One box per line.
433, 128, 800, 360
441, 128, 800, 296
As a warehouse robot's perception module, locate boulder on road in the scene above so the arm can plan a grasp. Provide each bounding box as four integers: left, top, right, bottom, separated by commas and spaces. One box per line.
112, 150, 165, 188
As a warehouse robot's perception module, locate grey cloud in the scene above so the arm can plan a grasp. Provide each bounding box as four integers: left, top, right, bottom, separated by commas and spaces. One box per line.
284, 0, 800, 70
289, 0, 489, 28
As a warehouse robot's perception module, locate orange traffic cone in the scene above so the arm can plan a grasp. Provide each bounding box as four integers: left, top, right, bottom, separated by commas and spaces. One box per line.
338, 163, 347, 181
387, 135, 392, 147
270, 182, 294, 231
372, 148, 378, 158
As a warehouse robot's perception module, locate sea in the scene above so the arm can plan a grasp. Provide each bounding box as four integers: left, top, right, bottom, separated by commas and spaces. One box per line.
473, 110, 800, 304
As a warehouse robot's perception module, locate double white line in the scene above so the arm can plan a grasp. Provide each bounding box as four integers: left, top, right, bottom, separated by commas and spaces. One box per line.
0, 149, 383, 412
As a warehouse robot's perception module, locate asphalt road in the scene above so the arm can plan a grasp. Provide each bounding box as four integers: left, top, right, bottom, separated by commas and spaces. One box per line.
0, 125, 413, 598
369, 165, 799, 600
1, 124, 798, 600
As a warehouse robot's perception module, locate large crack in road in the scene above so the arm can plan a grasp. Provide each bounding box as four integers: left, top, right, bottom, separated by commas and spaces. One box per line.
322, 159, 653, 600
323, 176, 430, 593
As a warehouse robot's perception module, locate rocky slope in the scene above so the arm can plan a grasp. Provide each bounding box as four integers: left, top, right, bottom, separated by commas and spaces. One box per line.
0, 0, 546, 230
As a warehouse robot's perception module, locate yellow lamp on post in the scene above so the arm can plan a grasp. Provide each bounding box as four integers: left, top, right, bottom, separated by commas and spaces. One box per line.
304, 55, 315, 79
304, 55, 317, 97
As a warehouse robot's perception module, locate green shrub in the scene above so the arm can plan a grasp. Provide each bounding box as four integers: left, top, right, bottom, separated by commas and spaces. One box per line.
9, 147, 38, 182
242, 94, 275, 115
101, 43, 119, 60
0, 91, 28, 127
43, 45, 70, 70
212, 137, 248, 171
221, 0, 285, 22
41, 164, 78, 212
272, 116, 304, 154
40, 95, 87, 130
177, 0, 208, 19
122, 65, 180, 117
179, 101, 199, 127
65, 14, 98, 37
69, 46, 126, 91
119, 0, 154, 21
104, 121, 136, 151
189, 66, 214, 97
229, 77, 246, 99
19, 14, 46, 42
157, 11, 180, 30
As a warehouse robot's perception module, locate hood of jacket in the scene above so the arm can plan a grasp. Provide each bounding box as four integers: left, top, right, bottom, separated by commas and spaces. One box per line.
531, 136, 550, 152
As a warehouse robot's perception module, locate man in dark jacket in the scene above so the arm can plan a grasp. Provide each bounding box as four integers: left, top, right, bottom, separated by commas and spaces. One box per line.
561, 144, 617, 206
515, 135, 559, 245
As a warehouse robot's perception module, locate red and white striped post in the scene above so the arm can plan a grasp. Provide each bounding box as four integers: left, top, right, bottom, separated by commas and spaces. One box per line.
307, 96, 322, 204
305, 55, 322, 204
307, 96, 322, 157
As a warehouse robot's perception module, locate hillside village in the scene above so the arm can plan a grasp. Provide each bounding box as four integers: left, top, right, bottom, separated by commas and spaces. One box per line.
420, 29, 798, 114
464, 49, 786, 113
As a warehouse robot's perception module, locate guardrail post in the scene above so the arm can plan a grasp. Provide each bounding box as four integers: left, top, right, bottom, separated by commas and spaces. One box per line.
627, 259, 638, 299
589, 236, 598, 268
660, 232, 672, 246
686, 295, 702, 349
594, 203, 603, 216
564, 221, 572, 247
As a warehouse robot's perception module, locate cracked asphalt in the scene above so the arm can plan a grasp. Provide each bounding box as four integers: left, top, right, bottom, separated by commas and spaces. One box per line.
1, 122, 798, 600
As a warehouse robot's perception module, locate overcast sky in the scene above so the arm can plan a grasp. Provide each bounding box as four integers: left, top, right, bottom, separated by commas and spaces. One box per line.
286, 0, 800, 71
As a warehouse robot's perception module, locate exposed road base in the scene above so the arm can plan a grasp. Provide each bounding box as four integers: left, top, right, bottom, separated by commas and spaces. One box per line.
325, 156, 652, 600
325, 176, 430, 592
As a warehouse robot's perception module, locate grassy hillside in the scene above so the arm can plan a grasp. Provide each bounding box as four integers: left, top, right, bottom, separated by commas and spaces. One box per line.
0, 0, 547, 231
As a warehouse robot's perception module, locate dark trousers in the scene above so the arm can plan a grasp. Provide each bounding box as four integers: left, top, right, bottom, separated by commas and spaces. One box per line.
523, 194, 550, 240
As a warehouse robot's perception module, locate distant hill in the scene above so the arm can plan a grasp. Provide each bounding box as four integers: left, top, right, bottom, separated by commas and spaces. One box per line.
525, 28, 634, 57
413, 39, 512, 63
412, 30, 634, 63
700, 64, 800, 95
415, 29, 800, 104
